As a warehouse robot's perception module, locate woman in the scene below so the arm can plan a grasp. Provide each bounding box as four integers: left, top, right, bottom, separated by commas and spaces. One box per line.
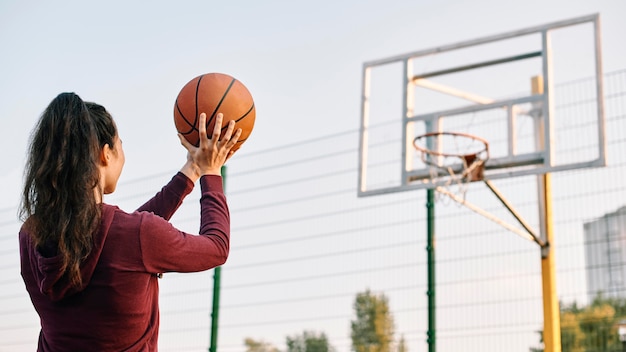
19, 92, 241, 351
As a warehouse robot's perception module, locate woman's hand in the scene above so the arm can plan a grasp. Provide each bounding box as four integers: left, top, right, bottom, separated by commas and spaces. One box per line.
178, 113, 242, 179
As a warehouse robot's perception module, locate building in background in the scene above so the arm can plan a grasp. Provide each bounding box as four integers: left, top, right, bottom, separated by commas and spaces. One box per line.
585, 206, 626, 302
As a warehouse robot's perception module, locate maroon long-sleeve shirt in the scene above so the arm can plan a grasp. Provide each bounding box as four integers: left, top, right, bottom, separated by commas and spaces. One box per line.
19, 173, 229, 351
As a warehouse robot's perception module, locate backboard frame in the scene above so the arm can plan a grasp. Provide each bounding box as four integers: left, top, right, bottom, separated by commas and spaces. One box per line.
358, 13, 606, 197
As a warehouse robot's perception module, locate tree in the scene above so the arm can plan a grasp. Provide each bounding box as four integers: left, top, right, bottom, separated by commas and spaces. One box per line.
396, 334, 407, 352
578, 302, 617, 351
530, 295, 626, 352
244, 337, 280, 352
560, 310, 584, 352
286, 330, 335, 352
351, 289, 395, 352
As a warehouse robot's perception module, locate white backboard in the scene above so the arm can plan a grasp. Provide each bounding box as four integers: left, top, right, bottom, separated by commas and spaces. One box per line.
358, 13, 606, 197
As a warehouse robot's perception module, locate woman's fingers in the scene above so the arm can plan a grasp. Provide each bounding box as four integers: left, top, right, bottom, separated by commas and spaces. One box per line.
221, 120, 236, 142
210, 113, 223, 143
209, 114, 241, 151
225, 127, 242, 149
179, 112, 243, 176
197, 113, 209, 147
190, 112, 242, 163
178, 133, 193, 151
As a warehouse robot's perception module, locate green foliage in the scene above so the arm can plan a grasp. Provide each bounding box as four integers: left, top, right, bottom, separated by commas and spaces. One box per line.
582, 304, 618, 350
560, 311, 584, 352
396, 335, 407, 352
244, 338, 281, 352
246, 289, 404, 352
590, 295, 626, 317
531, 295, 626, 352
351, 289, 395, 352
286, 330, 335, 352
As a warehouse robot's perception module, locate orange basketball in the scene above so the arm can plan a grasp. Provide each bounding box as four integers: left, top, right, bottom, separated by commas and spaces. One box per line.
174, 72, 256, 153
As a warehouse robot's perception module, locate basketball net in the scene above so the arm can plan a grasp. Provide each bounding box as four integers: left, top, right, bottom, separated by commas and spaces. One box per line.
413, 132, 546, 245
414, 132, 489, 203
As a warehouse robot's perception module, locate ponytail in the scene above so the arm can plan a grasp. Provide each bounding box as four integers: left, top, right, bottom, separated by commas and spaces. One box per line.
20, 92, 117, 288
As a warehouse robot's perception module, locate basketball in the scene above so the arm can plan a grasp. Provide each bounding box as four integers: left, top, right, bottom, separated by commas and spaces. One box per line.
174, 72, 256, 153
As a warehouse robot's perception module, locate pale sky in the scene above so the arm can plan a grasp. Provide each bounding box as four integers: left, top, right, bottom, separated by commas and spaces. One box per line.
1, 1, 625, 206
1, 1, 625, 351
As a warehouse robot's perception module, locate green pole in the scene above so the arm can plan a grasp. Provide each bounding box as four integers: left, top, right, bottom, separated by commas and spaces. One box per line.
209, 266, 221, 352
426, 188, 436, 352
209, 165, 226, 352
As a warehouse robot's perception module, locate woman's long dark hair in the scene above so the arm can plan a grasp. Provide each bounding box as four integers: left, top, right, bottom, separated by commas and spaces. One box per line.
20, 92, 117, 288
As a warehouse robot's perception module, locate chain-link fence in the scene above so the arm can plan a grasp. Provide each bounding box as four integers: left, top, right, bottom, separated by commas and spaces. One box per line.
1, 69, 625, 352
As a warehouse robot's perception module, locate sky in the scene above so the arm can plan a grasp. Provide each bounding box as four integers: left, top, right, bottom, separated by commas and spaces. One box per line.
1, 1, 626, 351
1, 0, 625, 208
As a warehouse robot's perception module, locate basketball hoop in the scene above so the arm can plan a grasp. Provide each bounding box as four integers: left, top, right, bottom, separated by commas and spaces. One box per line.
413, 131, 489, 200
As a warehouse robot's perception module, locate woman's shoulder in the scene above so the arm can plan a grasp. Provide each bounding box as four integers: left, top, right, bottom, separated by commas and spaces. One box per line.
102, 203, 143, 228
103, 203, 170, 227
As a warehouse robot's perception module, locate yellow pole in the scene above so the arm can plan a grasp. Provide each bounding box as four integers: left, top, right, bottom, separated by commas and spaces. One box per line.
540, 173, 560, 352
532, 76, 561, 352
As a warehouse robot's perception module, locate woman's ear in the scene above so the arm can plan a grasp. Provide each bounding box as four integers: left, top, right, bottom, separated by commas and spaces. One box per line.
100, 144, 111, 166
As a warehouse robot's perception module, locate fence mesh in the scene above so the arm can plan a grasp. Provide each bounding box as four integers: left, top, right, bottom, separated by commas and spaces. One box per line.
1, 70, 625, 352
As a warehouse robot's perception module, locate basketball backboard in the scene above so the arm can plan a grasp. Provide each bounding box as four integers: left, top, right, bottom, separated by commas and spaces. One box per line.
358, 13, 606, 197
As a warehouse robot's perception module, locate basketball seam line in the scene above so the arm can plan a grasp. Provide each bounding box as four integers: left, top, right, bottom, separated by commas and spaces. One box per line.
193, 75, 203, 130
175, 76, 199, 134
173, 75, 203, 135
175, 102, 195, 134
207, 78, 236, 130
177, 76, 254, 147
220, 102, 255, 130
221, 103, 255, 145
